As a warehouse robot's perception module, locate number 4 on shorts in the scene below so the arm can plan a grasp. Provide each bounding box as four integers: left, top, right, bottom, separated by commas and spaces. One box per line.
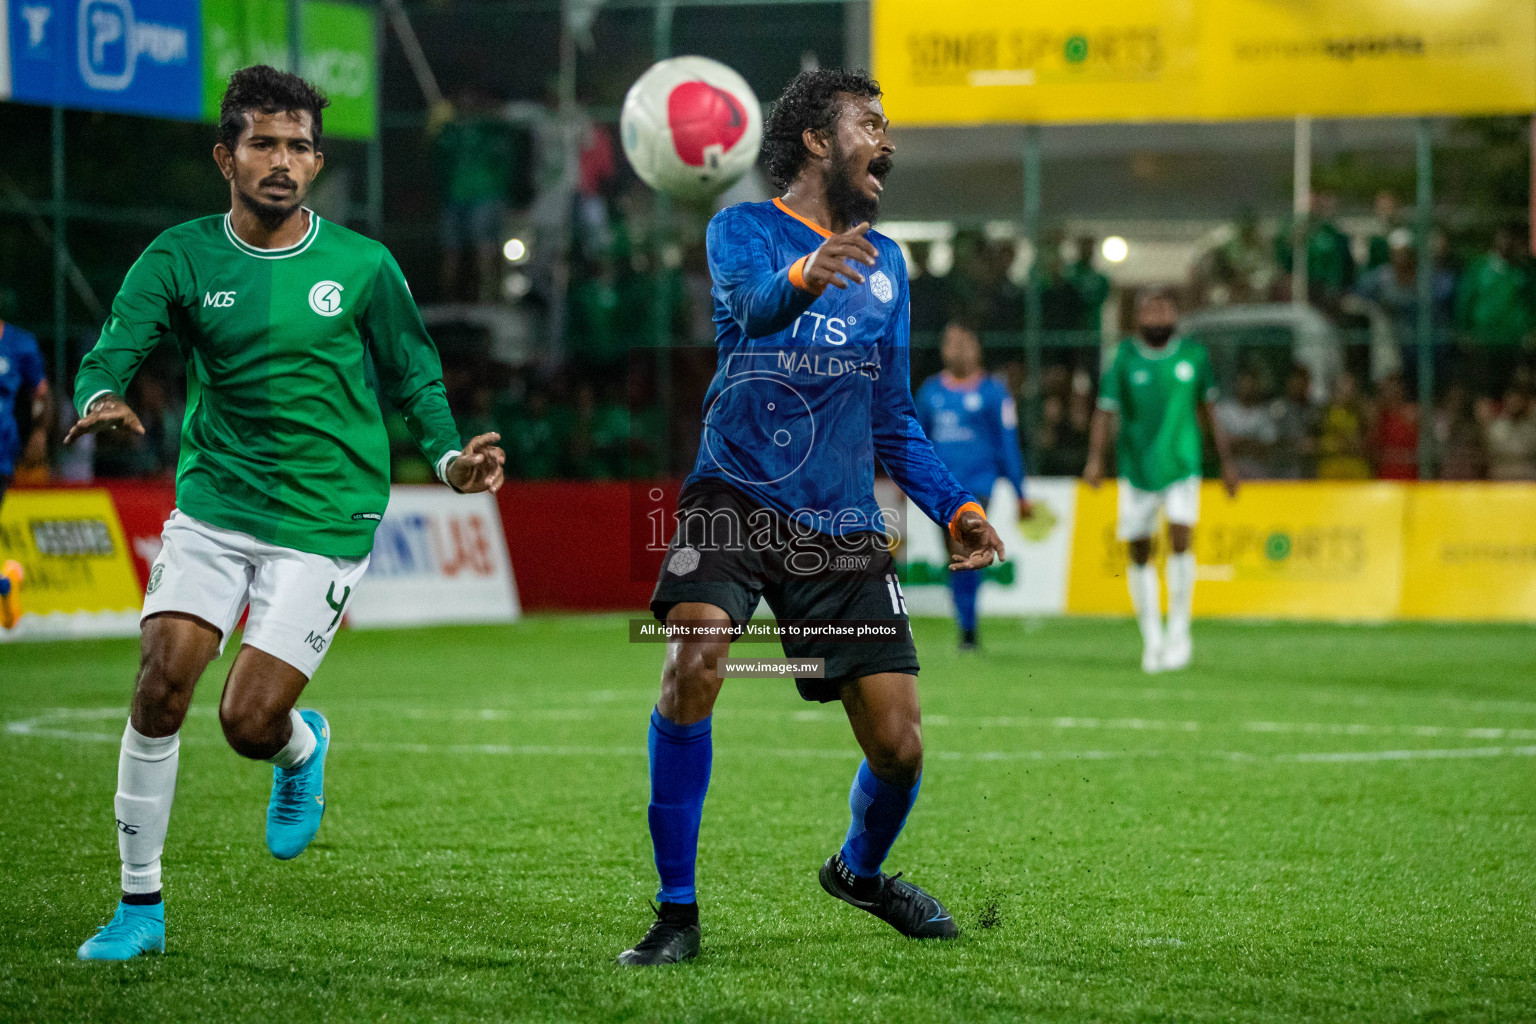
326, 582, 352, 631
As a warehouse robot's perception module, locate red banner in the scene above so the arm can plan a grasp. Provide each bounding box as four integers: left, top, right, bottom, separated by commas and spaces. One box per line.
99, 481, 177, 589
494, 481, 679, 611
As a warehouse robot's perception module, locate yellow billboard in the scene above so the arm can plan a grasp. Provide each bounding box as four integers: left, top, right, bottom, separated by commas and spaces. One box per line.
0, 489, 143, 637
1400, 484, 1536, 621
873, 0, 1536, 124
1066, 481, 1406, 620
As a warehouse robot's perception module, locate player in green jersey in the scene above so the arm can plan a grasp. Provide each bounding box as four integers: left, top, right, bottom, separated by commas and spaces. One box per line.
64, 67, 505, 962
1084, 289, 1238, 674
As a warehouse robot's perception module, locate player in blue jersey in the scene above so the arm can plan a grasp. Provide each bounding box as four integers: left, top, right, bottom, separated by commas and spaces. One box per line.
916, 322, 1031, 651
618, 68, 1006, 966
0, 319, 48, 628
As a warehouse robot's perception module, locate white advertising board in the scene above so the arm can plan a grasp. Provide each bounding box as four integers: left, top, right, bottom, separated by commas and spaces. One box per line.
346, 486, 520, 628
896, 477, 1077, 617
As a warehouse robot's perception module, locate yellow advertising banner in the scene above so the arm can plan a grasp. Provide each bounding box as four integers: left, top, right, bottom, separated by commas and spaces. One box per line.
1066, 481, 1406, 620
873, 0, 1536, 125
0, 488, 142, 638
1399, 484, 1536, 621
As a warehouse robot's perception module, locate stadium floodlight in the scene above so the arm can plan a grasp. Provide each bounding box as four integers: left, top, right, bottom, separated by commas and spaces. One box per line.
502, 238, 528, 262
1102, 236, 1129, 263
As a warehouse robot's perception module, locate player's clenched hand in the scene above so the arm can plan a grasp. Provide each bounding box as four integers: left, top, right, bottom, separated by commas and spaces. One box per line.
948, 510, 1006, 572
447, 433, 506, 494
1018, 498, 1035, 522
803, 222, 878, 291
64, 394, 144, 445
1083, 456, 1104, 489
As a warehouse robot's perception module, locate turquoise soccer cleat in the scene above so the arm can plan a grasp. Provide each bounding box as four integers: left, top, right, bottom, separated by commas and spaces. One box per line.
266, 710, 329, 860
77, 901, 165, 961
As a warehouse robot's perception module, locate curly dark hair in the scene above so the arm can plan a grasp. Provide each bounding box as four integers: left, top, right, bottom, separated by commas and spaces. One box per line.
762, 68, 881, 190
218, 65, 330, 152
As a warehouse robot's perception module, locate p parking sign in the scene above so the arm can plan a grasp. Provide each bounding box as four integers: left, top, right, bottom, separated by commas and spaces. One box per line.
5, 0, 203, 118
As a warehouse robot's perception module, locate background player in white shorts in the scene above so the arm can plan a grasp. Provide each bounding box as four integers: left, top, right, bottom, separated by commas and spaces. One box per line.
1084, 290, 1239, 673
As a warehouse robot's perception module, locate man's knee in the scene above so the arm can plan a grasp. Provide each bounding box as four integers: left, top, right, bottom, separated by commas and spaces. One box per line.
219, 698, 289, 760
866, 721, 923, 787
132, 624, 215, 736
1127, 537, 1153, 564
1168, 525, 1193, 553
659, 641, 727, 725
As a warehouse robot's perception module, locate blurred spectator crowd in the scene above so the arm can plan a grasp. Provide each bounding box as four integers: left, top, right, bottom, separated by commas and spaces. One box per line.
21, 116, 1536, 487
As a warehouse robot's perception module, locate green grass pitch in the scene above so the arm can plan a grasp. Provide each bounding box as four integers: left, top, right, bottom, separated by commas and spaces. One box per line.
2, 616, 1534, 1022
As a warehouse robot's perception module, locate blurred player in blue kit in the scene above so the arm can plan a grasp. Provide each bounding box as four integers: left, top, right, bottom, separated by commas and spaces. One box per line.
619, 69, 1007, 965
916, 322, 1031, 650
0, 317, 48, 628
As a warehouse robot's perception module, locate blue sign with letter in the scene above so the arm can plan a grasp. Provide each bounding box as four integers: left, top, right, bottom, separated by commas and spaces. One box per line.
5, 0, 202, 119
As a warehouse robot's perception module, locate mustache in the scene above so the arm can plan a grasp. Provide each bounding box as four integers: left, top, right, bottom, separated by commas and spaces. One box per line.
867, 155, 893, 181
259, 174, 297, 189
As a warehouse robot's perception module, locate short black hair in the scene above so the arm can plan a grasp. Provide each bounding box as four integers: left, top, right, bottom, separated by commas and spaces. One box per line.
218, 65, 329, 152
762, 68, 881, 190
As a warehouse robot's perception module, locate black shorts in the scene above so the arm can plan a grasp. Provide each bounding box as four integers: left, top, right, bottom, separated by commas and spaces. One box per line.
651, 479, 918, 702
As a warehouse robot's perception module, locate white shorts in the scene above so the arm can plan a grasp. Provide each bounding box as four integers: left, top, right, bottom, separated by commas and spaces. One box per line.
141, 510, 370, 678
1116, 477, 1201, 541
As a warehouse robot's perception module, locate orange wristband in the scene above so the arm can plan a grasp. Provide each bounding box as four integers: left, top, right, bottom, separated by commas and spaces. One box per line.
788, 254, 822, 295
948, 501, 986, 540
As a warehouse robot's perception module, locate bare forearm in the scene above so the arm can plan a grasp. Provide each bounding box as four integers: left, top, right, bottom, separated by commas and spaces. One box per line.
1200, 403, 1234, 465
1087, 409, 1115, 466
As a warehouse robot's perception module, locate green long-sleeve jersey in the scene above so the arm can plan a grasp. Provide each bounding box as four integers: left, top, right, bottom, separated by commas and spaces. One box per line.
74, 211, 461, 558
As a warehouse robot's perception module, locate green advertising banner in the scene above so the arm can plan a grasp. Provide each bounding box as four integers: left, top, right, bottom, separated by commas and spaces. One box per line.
202, 0, 377, 139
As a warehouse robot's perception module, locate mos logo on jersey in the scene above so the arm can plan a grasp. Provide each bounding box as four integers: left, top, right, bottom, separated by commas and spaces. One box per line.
203, 291, 236, 308
309, 280, 345, 317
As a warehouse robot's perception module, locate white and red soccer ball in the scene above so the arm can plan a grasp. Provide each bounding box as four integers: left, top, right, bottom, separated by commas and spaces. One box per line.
620, 56, 763, 202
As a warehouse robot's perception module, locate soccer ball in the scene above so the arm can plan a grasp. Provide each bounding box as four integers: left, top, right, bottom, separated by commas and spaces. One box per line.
620, 56, 763, 202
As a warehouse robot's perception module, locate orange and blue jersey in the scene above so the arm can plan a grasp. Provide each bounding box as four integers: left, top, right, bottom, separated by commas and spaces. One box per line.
687, 199, 975, 536
0, 322, 45, 476
915, 371, 1025, 504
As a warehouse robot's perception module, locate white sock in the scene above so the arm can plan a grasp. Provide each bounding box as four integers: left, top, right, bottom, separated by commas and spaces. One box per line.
1166, 552, 1196, 641
1127, 563, 1164, 649
267, 709, 316, 771
116, 722, 179, 895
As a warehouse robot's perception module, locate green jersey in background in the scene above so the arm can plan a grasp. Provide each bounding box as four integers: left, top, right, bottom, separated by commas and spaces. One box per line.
1097, 336, 1217, 492
74, 212, 461, 559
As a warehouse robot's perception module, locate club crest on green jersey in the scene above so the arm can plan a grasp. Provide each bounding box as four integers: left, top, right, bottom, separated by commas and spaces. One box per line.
1175, 361, 1195, 381
309, 281, 345, 317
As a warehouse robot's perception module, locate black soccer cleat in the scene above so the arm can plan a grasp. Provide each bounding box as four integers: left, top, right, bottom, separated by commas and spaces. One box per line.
958, 628, 979, 652
616, 901, 701, 966
819, 854, 960, 940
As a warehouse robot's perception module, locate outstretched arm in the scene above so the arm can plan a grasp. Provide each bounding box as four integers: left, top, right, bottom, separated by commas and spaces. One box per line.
364, 249, 504, 492
872, 283, 1004, 570
708, 210, 879, 338
66, 247, 178, 444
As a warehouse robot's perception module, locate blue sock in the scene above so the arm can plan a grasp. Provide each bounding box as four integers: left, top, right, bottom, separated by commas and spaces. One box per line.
647, 707, 712, 904
840, 759, 921, 878
950, 566, 981, 633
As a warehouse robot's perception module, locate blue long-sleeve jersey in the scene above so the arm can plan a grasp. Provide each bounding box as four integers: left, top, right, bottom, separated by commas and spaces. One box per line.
685, 199, 974, 536
915, 372, 1025, 504
0, 322, 45, 476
